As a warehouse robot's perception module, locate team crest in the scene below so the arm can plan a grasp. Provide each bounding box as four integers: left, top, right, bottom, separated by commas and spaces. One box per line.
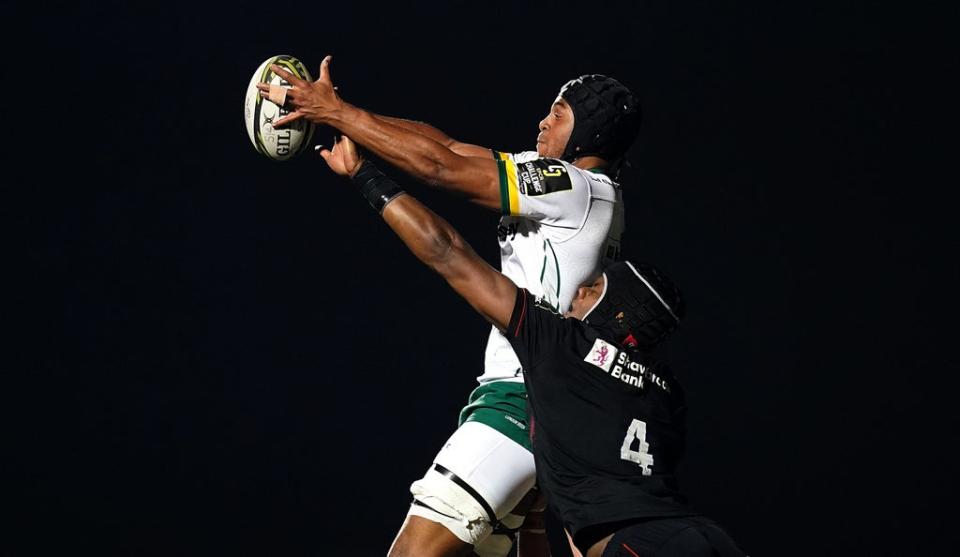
584, 338, 617, 372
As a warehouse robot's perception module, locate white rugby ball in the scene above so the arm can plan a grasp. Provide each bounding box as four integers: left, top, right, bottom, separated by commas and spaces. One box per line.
244, 55, 316, 161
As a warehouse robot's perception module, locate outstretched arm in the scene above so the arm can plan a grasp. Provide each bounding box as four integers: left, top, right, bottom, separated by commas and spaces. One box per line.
382, 194, 517, 329
262, 56, 503, 211
319, 135, 517, 329
373, 115, 495, 159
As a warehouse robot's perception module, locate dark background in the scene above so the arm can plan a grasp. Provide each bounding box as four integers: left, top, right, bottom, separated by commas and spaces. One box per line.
16, 1, 955, 555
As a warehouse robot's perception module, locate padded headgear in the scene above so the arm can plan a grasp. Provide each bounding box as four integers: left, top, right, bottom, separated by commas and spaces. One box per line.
559, 75, 641, 162
583, 261, 684, 350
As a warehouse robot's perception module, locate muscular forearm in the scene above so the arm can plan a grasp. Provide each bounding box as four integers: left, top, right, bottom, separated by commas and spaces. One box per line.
331, 104, 462, 188
344, 157, 516, 329
382, 195, 461, 272
376, 115, 494, 158
350, 161, 464, 269
374, 115, 456, 147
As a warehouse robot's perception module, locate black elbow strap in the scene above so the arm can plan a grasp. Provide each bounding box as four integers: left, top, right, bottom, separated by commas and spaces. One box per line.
351, 161, 405, 213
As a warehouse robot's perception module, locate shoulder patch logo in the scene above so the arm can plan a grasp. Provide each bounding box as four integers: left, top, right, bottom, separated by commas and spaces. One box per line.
516, 159, 574, 196
584, 338, 618, 373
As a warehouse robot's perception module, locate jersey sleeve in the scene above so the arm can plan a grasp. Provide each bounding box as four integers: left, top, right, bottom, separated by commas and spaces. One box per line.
492, 151, 590, 227
505, 288, 568, 371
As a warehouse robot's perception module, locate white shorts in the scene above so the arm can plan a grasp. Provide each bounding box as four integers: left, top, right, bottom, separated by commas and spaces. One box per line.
407, 421, 536, 555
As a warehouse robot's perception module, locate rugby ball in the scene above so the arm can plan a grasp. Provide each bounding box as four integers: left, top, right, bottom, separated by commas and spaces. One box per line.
244, 55, 316, 161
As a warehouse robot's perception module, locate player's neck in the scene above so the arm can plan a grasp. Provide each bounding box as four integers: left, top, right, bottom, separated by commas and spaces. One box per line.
571, 155, 608, 171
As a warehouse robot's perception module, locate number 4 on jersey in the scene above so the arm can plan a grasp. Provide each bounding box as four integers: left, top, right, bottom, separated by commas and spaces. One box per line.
620, 419, 654, 476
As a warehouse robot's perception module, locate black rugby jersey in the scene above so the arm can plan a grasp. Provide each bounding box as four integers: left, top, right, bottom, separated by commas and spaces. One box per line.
506, 289, 696, 550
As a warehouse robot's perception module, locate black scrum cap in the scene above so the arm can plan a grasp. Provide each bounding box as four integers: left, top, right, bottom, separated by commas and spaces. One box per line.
559, 75, 641, 162
583, 261, 684, 350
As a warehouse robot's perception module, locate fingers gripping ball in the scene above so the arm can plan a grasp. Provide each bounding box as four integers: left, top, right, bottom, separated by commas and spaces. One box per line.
243, 55, 316, 161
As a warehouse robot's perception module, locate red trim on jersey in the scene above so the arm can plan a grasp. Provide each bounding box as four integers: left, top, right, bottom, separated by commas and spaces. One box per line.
621, 543, 641, 557
513, 289, 528, 338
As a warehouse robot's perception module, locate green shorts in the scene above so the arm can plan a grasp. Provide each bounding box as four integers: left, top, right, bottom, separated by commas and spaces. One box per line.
458, 380, 532, 452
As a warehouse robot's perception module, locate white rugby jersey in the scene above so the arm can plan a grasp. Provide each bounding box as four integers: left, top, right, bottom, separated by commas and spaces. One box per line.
479, 150, 624, 383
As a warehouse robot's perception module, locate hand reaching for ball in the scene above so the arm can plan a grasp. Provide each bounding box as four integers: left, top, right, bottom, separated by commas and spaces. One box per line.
257, 55, 340, 128
318, 135, 364, 177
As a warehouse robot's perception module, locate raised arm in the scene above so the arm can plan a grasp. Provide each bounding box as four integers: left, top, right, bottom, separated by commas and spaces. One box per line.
382, 193, 517, 329
264, 57, 503, 211
318, 135, 517, 329
373, 115, 495, 159
332, 107, 503, 210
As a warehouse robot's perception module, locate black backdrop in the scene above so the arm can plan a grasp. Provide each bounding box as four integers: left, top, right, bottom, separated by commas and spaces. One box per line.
16, 1, 956, 555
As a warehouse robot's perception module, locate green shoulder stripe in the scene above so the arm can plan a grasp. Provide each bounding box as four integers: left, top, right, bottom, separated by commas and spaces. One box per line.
497, 159, 510, 216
